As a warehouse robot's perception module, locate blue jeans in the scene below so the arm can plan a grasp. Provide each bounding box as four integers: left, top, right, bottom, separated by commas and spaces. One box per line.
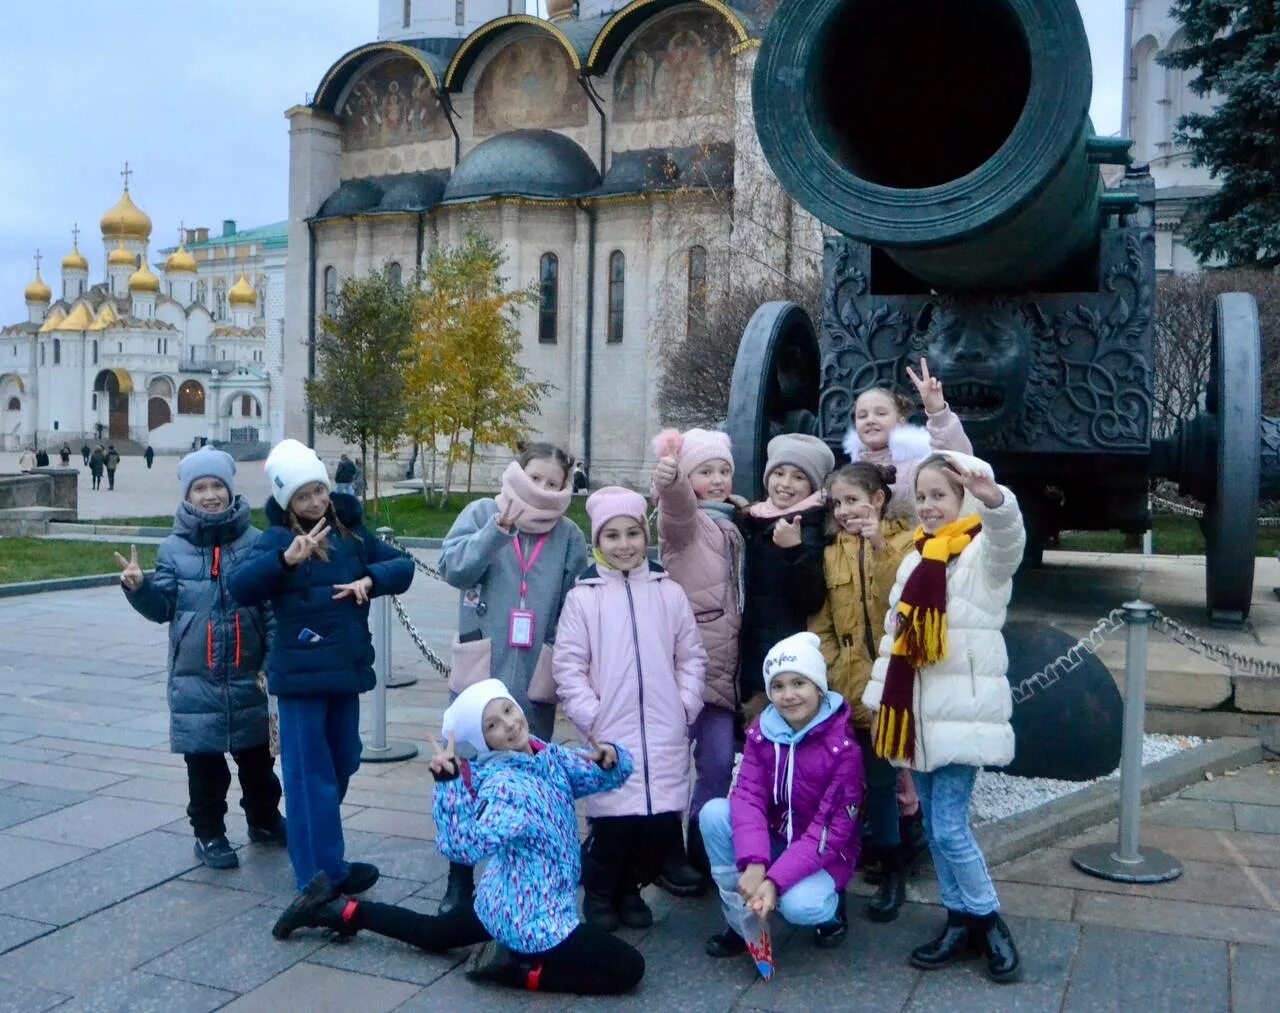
699, 797, 838, 927
912, 764, 1000, 916
277, 693, 362, 891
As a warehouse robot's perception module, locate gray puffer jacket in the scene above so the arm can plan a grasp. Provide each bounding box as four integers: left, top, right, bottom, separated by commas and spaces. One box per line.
124, 497, 270, 754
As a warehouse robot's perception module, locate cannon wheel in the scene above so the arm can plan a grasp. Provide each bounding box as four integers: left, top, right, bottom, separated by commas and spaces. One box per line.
1203, 293, 1262, 626
726, 302, 821, 498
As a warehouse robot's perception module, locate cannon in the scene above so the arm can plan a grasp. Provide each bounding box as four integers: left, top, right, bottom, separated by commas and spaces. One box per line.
728, 0, 1279, 626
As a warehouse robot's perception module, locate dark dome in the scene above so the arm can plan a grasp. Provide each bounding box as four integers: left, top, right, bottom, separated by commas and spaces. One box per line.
376, 171, 448, 212
443, 130, 601, 203
316, 179, 382, 218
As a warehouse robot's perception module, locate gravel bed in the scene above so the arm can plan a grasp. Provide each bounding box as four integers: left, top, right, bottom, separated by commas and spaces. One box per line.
971, 732, 1204, 824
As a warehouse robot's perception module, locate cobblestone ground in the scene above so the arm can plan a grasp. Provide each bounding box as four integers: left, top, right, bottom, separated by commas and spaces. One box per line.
0, 568, 1276, 1010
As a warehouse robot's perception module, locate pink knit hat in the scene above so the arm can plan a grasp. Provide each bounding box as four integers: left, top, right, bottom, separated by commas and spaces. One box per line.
653, 428, 734, 479
586, 486, 647, 544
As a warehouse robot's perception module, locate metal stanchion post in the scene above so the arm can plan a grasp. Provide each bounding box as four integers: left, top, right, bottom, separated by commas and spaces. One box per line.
378, 527, 418, 689
1143, 495, 1153, 556
361, 536, 419, 763
1072, 599, 1182, 883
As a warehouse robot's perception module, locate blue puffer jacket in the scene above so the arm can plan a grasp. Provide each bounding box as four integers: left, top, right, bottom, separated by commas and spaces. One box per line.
228, 493, 414, 697
434, 740, 633, 954
125, 496, 269, 754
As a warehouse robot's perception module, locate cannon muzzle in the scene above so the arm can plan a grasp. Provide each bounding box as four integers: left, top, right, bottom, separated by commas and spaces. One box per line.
754, 0, 1107, 291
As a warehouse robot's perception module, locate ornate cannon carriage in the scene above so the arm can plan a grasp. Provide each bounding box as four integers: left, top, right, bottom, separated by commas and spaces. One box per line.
727, 0, 1279, 625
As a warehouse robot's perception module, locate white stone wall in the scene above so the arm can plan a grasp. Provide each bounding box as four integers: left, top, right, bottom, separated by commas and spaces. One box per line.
377, 0, 521, 42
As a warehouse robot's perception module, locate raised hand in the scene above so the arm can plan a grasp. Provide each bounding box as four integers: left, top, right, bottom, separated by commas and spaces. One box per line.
113, 544, 142, 591
906, 356, 946, 415
283, 518, 330, 567
426, 730, 459, 781
953, 465, 1004, 509
332, 575, 374, 604
771, 515, 803, 549
586, 734, 618, 770
857, 516, 887, 550
652, 455, 679, 491
495, 503, 525, 535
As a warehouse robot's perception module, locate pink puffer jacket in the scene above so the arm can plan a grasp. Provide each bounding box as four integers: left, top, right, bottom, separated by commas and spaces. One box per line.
553, 560, 706, 818
655, 479, 742, 713
729, 696, 863, 895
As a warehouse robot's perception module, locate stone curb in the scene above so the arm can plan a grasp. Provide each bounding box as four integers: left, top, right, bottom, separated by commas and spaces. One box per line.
48, 523, 170, 537
977, 736, 1263, 868
0, 570, 155, 598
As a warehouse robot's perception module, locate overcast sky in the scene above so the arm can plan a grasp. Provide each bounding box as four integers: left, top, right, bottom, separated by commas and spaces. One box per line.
0, 1, 1124, 325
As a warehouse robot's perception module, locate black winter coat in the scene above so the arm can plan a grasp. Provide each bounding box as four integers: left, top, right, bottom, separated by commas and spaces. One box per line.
736, 502, 828, 699
228, 493, 414, 697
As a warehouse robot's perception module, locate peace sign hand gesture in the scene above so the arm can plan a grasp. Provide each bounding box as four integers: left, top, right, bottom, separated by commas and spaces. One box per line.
906, 357, 946, 415
585, 734, 618, 770
426, 730, 460, 781
283, 518, 330, 567
952, 463, 1005, 509
113, 544, 143, 592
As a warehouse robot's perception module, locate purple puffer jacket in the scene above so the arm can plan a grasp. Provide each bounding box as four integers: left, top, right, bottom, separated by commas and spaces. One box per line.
729, 695, 863, 895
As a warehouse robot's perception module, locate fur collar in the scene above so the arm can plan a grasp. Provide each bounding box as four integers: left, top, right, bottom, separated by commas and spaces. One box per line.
843, 422, 933, 464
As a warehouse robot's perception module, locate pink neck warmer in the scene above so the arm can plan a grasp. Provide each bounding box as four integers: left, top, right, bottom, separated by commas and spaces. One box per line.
494, 460, 571, 534
748, 490, 826, 520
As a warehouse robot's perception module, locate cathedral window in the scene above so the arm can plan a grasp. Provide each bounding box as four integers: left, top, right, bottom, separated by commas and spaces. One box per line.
53, 339, 61, 365
92, 394, 97, 410
323, 266, 338, 316
196, 280, 207, 305
607, 251, 625, 344
455, 0, 464, 27
403, 0, 411, 27
387, 262, 402, 288
178, 380, 206, 415
538, 253, 558, 344
157, 339, 162, 355
92, 340, 98, 364
40, 343, 45, 365
687, 245, 707, 339
5, 397, 18, 411
214, 281, 227, 321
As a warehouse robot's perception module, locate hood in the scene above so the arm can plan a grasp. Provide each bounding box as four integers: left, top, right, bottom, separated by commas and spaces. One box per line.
173, 495, 252, 547
759, 691, 846, 746
575, 558, 666, 586
907, 449, 995, 519
264, 490, 364, 529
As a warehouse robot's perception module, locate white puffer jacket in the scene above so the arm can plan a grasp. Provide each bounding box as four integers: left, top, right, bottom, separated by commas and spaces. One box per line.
863, 460, 1025, 773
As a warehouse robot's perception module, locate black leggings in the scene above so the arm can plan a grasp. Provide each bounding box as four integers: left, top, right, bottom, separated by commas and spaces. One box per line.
184, 745, 282, 838
352, 901, 644, 995
584, 811, 684, 894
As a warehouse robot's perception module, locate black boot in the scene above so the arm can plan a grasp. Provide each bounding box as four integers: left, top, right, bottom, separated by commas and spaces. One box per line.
615, 886, 654, 929
657, 852, 708, 897
705, 926, 747, 958
194, 835, 238, 870
909, 909, 981, 970
975, 912, 1021, 982
581, 848, 620, 932
273, 872, 340, 940
466, 940, 538, 988
866, 848, 906, 923
814, 891, 848, 948
438, 862, 475, 916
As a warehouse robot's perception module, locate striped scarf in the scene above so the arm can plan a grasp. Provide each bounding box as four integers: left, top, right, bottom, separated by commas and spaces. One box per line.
873, 515, 982, 761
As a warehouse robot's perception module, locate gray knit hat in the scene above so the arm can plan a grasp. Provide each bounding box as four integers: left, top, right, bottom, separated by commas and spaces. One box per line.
764, 433, 835, 492
177, 447, 236, 499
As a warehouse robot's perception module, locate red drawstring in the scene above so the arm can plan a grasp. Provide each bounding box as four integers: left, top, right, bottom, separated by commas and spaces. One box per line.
211, 545, 220, 578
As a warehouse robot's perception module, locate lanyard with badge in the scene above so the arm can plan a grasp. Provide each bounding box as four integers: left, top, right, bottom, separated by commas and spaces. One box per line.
508, 533, 547, 648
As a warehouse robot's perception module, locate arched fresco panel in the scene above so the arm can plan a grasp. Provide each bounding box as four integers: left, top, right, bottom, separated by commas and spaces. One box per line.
613, 10, 733, 124
341, 56, 449, 151
474, 37, 587, 136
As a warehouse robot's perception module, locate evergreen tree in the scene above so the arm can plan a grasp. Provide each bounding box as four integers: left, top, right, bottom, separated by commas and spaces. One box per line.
1159, 1, 1280, 267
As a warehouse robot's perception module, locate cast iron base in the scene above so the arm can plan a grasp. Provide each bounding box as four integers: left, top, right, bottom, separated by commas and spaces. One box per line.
1071, 843, 1183, 884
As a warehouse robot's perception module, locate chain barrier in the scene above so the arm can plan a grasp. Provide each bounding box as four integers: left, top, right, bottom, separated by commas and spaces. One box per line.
1149, 611, 1280, 678
381, 532, 449, 582
1150, 495, 1280, 527
389, 594, 452, 677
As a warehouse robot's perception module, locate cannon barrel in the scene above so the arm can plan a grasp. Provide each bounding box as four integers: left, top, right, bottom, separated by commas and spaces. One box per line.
753, 0, 1108, 291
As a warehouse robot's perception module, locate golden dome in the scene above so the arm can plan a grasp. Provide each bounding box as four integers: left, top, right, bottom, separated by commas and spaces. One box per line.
61, 245, 88, 272
107, 242, 137, 268
129, 263, 160, 294
164, 244, 197, 273
228, 273, 257, 307
100, 189, 152, 240
24, 270, 51, 303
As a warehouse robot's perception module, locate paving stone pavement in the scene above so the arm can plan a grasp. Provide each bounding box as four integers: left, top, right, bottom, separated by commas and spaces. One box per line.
0, 570, 1277, 1010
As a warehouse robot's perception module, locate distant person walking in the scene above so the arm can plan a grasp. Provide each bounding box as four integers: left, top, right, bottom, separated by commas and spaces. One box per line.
89, 446, 105, 489
145, 445, 155, 469
34, 448, 49, 468
106, 445, 122, 490
59, 443, 71, 466
333, 454, 357, 496
95, 422, 104, 440
17, 448, 35, 472
81, 442, 91, 466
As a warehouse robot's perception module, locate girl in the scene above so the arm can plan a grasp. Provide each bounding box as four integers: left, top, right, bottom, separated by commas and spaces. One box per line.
553, 486, 707, 931
810, 462, 916, 922
738, 433, 834, 716
843, 358, 972, 520
651, 427, 743, 892
702, 632, 863, 969
228, 438, 414, 935
863, 451, 1025, 983
437, 442, 588, 914
272, 680, 645, 997
116, 447, 284, 870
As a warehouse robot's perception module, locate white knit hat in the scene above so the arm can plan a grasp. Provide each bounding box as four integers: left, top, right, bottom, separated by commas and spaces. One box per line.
441, 679, 521, 757
763, 632, 829, 699
264, 439, 330, 510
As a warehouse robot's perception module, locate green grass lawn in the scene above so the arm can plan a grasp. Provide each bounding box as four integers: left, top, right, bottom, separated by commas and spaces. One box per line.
0, 539, 159, 585
1057, 515, 1280, 555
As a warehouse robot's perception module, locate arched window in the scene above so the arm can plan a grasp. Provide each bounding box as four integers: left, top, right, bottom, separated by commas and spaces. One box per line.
214, 280, 227, 321
53, 339, 61, 365
607, 250, 625, 344
196, 280, 207, 305
6, 397, 19, 411
156, 339, 162, 355
538, 253, 558, 344
177, 380, 206, 415
323, 266, 338, 316
387, 261, 402, 288
93, 340, 98, 364
687, 245, 708, 339
40, 343, 45, 365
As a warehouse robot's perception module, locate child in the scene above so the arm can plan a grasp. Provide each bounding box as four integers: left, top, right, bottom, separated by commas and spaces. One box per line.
437, 442, 588, 913
843, 358, 972, 520
702, 632, 863, 966
863, 451, 1025, 983
738, 433, 834, 716
116, 447, 285, 870
651, 428, 743, 891
228, 439, 414, 935
271, 680, 645, 996
810, 462, 916, 921
553, 486, 707, 931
